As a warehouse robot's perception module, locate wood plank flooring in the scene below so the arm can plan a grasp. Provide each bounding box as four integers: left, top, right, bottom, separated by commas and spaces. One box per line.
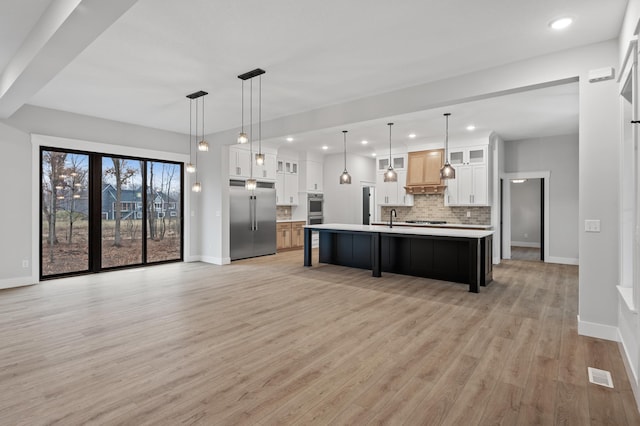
511, 246, 542, 262
0, 250, 638, 425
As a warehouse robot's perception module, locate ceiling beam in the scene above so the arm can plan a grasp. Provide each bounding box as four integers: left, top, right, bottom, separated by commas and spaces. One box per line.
0, 0, 139, 119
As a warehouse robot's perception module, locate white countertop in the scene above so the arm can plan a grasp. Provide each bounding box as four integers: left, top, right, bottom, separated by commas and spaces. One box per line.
371, 221, 493, 230
305, 223, 494, 239
277, 219, 306, 223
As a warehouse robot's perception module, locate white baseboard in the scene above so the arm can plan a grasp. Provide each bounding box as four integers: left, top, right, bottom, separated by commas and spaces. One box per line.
618, 334, 640, 413
200, 256, 231, 265
184, 255, 201, 262
0, 276, 37, 290
511, 241, 541, 248
547, 256, 579, 265
577, 315, 620, 341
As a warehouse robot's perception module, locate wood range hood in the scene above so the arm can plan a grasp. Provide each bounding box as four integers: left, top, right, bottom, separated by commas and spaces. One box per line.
404, 149, 446, 194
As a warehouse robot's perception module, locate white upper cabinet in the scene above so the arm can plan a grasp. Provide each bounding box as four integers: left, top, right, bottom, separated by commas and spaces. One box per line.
229, 146, 276, 181
376, 169, 413, 206
305, 160, 323, 192
276, 155, 300, 206
377, 154, 406, 171
444, 145, 489, 206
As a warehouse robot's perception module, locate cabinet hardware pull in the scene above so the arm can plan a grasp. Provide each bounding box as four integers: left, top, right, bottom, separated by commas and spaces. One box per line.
632, 121, 640, 124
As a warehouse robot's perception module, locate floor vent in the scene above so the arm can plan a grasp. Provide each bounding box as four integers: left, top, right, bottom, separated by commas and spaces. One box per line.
588, 367, 614, 388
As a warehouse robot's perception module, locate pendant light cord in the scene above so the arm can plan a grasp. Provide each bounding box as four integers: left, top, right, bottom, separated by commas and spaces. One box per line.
343, 131, 347, 170
241, 80, 244, 133
444, 113, 450, 160
388, 123, 393, 164
189, 99, 192, 163
195, 97, 199, 181
258, 75, 262, 155
249, 78, 253, 178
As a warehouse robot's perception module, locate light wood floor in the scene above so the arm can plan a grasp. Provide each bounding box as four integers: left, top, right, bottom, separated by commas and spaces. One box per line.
0, 251, 638, 425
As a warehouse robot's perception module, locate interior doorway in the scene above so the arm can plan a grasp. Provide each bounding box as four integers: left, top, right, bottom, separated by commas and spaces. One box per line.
361, 184, 375, 225
501, 171, 549, 262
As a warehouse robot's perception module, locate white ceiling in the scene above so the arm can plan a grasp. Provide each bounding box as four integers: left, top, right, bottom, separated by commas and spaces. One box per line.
2, 0, 627, 153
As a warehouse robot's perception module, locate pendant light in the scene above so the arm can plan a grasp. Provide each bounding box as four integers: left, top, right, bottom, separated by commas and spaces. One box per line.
185, 98, 196, 173
237, 79, 249, 144
238, 68, 266, 190
384, 122, 397, 182
186, 90, 207, 192
440, 113, 456, 179
197, 95, 209, 152
340, 130, 351, 184
255, 74, 265, 166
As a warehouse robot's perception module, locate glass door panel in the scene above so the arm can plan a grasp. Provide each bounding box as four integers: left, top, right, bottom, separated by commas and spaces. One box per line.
146, 161, 182, 262
101, 157, 143, 268
41, 150, 90, 277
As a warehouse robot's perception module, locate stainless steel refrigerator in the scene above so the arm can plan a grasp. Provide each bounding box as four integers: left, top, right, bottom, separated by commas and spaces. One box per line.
230, 180, 277, 260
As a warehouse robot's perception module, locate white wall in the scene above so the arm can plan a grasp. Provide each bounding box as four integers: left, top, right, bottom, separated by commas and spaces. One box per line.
0, 122, 32, 287
505, 134, 579, 262
510, 179, 541, 247
323, 153, 375, 224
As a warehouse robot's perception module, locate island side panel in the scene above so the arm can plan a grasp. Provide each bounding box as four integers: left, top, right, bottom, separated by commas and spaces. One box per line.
304, 228, 313, 267
318, 230, 373, 271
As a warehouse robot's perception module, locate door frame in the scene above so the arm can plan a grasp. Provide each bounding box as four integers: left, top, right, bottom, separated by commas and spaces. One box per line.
360, 181, 375, 224
501, 171, 550, 261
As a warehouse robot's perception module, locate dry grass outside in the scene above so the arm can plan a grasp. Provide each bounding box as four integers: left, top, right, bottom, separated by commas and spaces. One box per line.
42, 218, 181, 275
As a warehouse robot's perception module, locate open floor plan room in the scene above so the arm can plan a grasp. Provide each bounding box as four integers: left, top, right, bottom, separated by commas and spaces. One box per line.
0, 254, 637, 425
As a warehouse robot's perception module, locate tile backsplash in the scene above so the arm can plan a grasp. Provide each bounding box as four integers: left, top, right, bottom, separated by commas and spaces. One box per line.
276, 206, 292, 220
380, 194, 491, 225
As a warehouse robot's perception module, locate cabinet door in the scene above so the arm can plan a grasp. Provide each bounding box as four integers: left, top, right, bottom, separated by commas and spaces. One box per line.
457, 166, 473, 205
237, 149, 252, 178
378, 157, 390, 171
277, 223, 292, 249
229, 149, 239, 176
291, 222, 305, 248
284, 173, 299, 205
407, 153, 426, 186
307, 161, 323, 192
424, 150, 444, 185
471, 164, 487, 205
449, 149, 465, 166
396, 170, 412, 205
468, 147, 486, 165
445, 177, 459, 206
262, 153, 277, 180
392, 155, 406, 170
276, 173, 285, 205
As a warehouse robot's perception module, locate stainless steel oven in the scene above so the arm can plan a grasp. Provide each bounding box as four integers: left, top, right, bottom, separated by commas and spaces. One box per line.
308, 193, 323, 224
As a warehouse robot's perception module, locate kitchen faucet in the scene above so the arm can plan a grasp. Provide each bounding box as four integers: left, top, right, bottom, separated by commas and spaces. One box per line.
389, 209, 397, 228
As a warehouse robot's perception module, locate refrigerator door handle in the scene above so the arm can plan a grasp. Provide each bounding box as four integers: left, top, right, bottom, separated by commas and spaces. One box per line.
249, 196, 254, 230
253, 195, 259, 231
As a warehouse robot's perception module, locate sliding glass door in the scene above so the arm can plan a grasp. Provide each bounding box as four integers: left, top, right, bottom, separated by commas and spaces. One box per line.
41, 150, 90, 276
40, 148, 183, 279
101, 157, 144, 268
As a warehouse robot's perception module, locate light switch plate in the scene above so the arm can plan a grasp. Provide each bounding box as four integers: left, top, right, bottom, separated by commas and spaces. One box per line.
585, 219, 601, 232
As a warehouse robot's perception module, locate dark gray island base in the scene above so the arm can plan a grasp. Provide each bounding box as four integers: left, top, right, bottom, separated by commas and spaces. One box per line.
304, 224, 493, 293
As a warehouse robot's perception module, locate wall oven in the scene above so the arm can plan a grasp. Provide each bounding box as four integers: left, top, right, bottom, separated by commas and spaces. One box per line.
308, 193, 323, 225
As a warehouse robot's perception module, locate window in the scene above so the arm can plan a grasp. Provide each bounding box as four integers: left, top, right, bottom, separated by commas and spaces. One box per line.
40, 148, 183, 279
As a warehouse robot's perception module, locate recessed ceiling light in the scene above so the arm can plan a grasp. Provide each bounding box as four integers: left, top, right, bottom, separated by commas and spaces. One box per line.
361, 140, 368, 145
466, 125, 476, 131
408, 133, 416, 139
549, 17, 573, 30
286, 137, 294, 142
322, 145, 328, 150
372, 153, 377, 157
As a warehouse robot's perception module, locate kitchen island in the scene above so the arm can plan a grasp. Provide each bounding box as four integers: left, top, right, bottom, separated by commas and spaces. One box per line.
304, 224, 493, 293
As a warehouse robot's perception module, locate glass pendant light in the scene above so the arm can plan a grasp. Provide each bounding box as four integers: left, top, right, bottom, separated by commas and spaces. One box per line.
440, 113, 456, 179
197, 95, 209, 152
186, 98, 196, 173
384, 122, 397, 182
238, 80, 249, 144
340, 130, 352, 184
255, 75, 265, 166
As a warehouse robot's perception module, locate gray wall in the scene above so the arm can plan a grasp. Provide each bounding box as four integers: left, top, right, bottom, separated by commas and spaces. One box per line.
510, 179, 541, 246
505, 134, 578, 260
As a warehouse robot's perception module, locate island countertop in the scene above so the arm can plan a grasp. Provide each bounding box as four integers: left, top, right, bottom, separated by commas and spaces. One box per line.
305, 223, 494, 239
370, 221, 493, 230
